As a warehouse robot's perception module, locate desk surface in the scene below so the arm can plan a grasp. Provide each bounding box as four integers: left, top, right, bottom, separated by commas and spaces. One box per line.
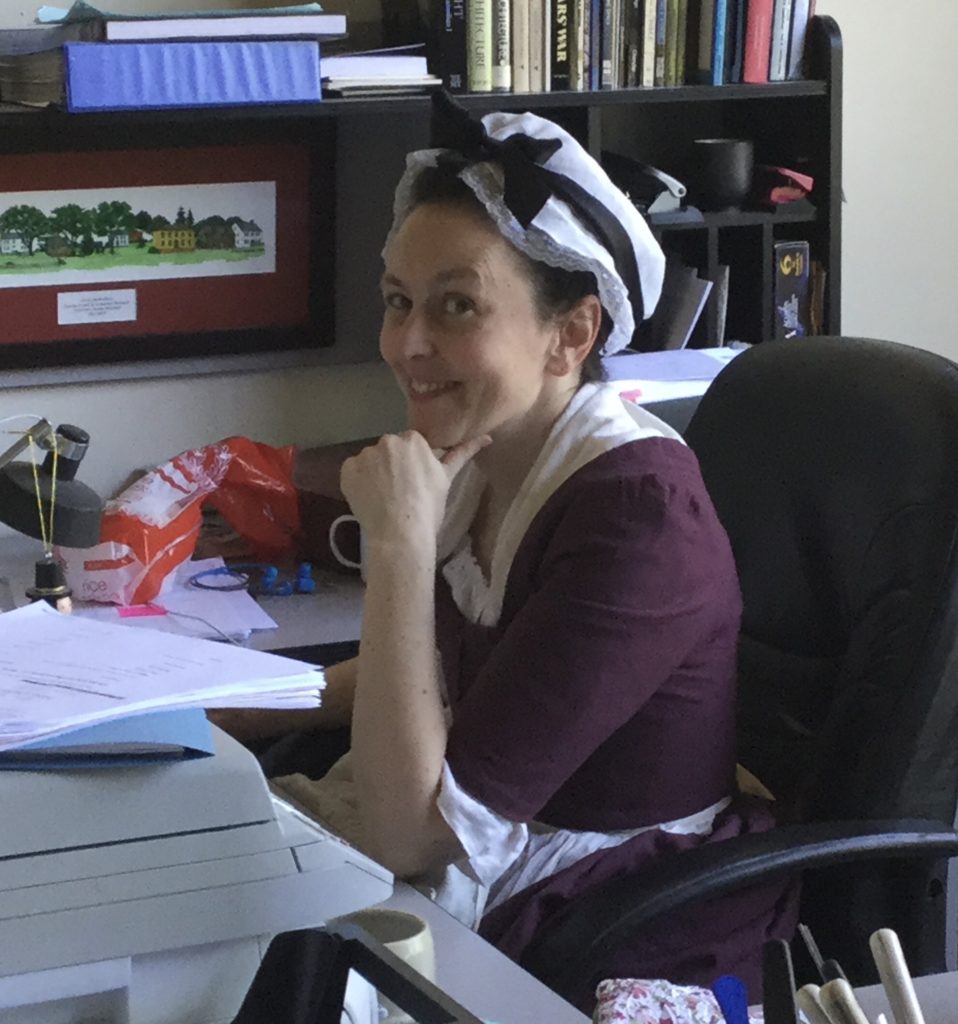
0, 535, 586, 1023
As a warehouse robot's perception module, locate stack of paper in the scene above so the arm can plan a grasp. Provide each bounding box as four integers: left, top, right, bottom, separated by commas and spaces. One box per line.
0, 601, 323, 754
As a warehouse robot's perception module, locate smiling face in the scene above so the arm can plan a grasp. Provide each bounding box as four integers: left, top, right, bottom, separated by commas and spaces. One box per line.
380, 201, 574, 451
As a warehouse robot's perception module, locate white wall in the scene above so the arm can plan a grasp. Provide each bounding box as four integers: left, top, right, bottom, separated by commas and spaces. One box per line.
816, 0, 958, 357
1, 0, 956, 510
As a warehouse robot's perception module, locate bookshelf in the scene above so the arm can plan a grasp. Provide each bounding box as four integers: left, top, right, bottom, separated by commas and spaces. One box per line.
0, 15, 840, 383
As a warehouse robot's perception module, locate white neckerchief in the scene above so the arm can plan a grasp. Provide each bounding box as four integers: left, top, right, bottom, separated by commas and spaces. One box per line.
437, 382, 684, 627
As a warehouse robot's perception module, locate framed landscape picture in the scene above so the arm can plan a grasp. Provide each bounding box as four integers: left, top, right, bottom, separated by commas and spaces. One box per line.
0, 140, 330, 371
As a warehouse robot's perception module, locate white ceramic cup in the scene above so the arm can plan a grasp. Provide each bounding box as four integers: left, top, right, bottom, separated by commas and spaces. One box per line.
330, 909, 435, 1024
328, 513, 365, 581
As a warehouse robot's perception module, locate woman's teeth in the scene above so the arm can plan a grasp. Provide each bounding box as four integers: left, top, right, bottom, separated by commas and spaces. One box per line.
410, 380, 455, 395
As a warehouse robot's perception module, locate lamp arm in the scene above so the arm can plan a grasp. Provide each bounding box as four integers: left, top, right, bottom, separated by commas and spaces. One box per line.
0, 418, 55, 473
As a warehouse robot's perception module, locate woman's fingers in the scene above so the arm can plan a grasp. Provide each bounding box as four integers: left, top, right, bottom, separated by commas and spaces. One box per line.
439, 434, 492, 477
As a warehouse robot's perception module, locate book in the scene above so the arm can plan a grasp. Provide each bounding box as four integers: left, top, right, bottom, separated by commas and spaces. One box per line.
550, 0, 571, 90
437, 0, 467, 92
653, 0, 667, 85
646, 258, 713, 351
320, 51, 429, 78
466, 0, 493, 91
664, 0, 679, 85
786, 0, 811, 78
772, 240, 811, 339
742, 0, 773, 83
570, 0, 586, 89
0, 22, 100, 107
768, 0, 793, 80
528, 0, 545, 90
492, 0, 512, 90
103, 12, 345, 41
511, 0, 529, 91
0, 599, 324, 754
640, 0, 657, 86
693, 0, 713, 84
709, 0, 726, 85
674, 0, 688, 84
727, 0, 747, 82
63, 40, 322, 111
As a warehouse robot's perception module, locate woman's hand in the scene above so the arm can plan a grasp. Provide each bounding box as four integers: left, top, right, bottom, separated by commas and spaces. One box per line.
340, 431, 489, 549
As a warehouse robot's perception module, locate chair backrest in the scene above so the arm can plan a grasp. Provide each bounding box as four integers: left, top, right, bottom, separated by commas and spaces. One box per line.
684, 337, 958, 975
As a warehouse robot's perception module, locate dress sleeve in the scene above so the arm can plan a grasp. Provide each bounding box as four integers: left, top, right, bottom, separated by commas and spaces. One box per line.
445, 468, 735, 821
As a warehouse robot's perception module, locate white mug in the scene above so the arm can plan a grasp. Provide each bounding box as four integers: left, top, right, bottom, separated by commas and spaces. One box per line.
330, 909, 435, 1024
328, 513, 365, 581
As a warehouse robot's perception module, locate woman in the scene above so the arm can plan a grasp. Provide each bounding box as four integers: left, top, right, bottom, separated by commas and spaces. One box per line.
255, 97, 796, 1006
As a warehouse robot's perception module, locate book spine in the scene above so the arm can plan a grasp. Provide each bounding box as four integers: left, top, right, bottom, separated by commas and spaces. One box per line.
587, 0, 601, 88
528, 0, 544, 90
773, 240, 810, 339
694, 0, 713, 84
729, 0, 747, 82
550, 0, 571, 89
710, 0, 726, 85
640, 0, 657, 86
439, 0, 468, 92
653, 0, 667, 85
492, 0, 512, 89
768, 0, 793, 81
467, 0, 494, 91
571, 0, 587, 89
64, 40, 322, 112
674, 0, 688, 85
663, 0, 678, 85
511, 0, 530, 91
786, 0, 810, 79
742, 0, 773, 83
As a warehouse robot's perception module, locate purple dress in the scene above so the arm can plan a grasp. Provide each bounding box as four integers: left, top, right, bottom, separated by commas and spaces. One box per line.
435, 438, 798, 1009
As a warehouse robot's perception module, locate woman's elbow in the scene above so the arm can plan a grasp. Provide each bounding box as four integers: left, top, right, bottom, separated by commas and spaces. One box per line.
364, 821, 462, 880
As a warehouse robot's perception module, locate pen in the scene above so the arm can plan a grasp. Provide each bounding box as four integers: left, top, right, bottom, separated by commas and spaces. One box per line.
797, 922, 849, 984
796, 983, 835, 1024
762, 939, 799, 1024
819, 978, 870, 1024
869, 928, 927, 1024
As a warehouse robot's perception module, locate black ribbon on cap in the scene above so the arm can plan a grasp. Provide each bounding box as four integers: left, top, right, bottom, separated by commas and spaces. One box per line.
431, 90, 646, 326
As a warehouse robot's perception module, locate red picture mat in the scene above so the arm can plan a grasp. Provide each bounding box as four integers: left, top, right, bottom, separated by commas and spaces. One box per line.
0, 143, 313, 348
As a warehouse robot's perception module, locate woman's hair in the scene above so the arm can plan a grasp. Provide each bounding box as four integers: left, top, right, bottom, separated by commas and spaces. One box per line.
407, 163, 610, 385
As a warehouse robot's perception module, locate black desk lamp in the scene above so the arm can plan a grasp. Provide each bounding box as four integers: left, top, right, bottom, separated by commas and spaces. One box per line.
0, 418, 102, 607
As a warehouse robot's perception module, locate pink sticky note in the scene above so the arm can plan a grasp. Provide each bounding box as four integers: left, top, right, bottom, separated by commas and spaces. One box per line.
118, 604, 167, 618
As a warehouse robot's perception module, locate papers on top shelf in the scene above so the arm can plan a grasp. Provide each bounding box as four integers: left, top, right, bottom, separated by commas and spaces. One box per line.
73, 557, 278, 642
0, 600, 324, 752
603, 347, 743, 405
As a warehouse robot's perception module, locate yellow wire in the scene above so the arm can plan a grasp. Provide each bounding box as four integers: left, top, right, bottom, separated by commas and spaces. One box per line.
26, 433, 58, 556
28, 434, 48, 551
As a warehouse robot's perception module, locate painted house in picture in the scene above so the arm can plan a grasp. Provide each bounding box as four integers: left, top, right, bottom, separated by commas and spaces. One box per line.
0, 231, 29, 255
153, 226, 196, 252
231, 219, 263, 248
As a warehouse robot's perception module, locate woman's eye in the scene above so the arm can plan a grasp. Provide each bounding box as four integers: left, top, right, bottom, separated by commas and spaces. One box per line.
384, 292, 410, 311
442, 295, 475, 316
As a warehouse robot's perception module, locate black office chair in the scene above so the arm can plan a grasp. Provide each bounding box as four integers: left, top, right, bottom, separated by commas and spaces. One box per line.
521, 336, 958, 1005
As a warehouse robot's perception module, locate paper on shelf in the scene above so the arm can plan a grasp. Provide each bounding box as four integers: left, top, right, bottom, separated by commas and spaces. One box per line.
0, 600, 323, 751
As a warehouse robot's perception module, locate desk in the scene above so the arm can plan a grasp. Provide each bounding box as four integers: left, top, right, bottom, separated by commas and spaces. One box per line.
0, 535, 588, 1023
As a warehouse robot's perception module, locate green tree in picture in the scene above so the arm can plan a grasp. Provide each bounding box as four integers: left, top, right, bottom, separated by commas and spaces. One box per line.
93, 200, 135, 253
150, 214, 171, 230
134, 209, 152, 231
0, 204, 49, 256
49, 204, 91, 250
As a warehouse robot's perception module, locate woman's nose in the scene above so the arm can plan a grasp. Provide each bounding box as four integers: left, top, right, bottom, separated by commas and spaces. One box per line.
391, 308, 435, 359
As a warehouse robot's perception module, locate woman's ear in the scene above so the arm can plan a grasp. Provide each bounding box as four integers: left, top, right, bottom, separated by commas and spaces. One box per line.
546, 294, 603, 378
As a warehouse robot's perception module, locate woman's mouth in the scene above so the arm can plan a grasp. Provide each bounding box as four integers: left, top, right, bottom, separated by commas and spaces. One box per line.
407, 379, 460, 400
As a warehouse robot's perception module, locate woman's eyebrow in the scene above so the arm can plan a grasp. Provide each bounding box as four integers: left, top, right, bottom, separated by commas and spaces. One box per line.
381, 267, 483, 290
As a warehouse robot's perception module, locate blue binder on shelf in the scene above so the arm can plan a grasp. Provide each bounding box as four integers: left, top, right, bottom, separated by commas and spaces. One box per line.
64, 39, 322, 112
0, 707, 215, 769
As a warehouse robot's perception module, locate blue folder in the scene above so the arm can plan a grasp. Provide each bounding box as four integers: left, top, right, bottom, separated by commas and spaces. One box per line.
64, 39, 322, 112
0, 707, 214, 769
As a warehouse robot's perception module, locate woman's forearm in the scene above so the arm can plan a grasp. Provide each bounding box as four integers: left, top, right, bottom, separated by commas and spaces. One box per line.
209, 657, 358, 741
351, 537, 457, 877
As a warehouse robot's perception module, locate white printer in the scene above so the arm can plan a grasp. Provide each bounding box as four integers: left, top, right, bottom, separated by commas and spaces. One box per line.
0, 726, 393, 1024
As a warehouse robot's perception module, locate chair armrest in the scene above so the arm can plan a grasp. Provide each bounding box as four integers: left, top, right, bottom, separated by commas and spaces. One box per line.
520, 818, 958, 987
